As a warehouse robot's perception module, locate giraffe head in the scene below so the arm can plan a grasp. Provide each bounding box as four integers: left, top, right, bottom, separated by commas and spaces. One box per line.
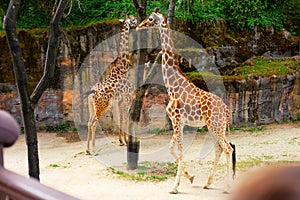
120, 14, 138, 31
136, 8, 168, 31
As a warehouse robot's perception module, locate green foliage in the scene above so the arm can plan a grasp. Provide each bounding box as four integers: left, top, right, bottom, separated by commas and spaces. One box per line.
63, 0, 136, 27
0, 0, 298, 33
53, 121, 70, 133
297, 114, 300, 121
175, 0, 224, 23
220, 0, 284, 30
20, 127, 25, 134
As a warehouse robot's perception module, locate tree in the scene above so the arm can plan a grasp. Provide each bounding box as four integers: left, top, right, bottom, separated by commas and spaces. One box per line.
3, 0, 70, 180
167, 0, 176, 29
126, 0, 147, 170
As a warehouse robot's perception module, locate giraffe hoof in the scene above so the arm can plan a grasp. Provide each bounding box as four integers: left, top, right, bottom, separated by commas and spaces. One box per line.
203, 185, 209, 189
85, 149, 91, 155
169, 189, 178, 194
189, 175, 195, 184
119, 142, 125, 146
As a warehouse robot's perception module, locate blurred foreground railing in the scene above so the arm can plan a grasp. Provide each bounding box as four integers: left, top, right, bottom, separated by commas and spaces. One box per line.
0, 110, 78, 200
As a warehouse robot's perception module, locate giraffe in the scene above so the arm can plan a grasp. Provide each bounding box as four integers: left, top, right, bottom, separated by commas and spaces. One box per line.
85, 14, 137, 155
137, 9, 236, 194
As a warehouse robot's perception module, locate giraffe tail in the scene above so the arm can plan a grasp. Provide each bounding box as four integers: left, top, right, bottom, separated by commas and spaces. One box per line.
74, 89, 96, 105
229, 142, 236, 179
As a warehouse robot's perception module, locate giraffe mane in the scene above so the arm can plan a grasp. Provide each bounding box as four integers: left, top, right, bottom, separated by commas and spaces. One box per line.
157, 13, 196, 88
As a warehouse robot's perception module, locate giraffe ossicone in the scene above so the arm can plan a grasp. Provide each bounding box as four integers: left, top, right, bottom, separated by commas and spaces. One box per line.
137, 9, 236, 194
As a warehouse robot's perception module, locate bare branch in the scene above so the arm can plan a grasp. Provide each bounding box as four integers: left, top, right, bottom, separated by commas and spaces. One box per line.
65, 0, 72, 17
31, 0, 70, 104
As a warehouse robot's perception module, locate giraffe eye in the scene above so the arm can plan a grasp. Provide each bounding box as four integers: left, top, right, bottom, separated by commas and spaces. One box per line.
149, 17, 153, 22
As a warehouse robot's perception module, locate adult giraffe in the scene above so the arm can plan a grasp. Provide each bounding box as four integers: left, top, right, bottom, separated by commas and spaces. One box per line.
85, 14, 137, 155
137, 9, 236, 194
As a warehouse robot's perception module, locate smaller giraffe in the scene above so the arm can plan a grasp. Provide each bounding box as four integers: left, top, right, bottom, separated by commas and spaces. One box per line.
85, 14, 137, 155
137, 9, 236, 194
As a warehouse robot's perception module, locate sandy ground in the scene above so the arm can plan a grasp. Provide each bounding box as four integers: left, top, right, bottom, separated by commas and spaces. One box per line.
3, 121, 300, 200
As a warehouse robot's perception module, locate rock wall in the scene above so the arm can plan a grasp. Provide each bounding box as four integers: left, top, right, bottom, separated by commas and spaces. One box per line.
226, 74, 299, 126
1, 73, 299, 131
174, 19, 299, 71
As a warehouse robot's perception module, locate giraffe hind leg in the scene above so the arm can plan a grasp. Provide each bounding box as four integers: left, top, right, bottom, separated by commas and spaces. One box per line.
203, 144, 222, 189
86, 119, 91, 155
86, 114, 97, 155
86, 95, 95, 155
118, 101, 125, 146
204, 136, 234, 192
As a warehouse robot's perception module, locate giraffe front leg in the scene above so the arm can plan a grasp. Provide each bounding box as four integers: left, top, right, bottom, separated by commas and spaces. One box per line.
169, 126, 194, 194
177, 140, 195, 184
169, 161, 182, 194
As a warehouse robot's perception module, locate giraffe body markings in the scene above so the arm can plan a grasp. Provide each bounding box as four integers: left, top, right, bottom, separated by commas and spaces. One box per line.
137, 10, 236, 194
85, 15, 137, 155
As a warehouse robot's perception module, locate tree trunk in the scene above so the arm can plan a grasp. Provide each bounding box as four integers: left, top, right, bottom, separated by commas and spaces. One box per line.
167, 0, 176, 29
127, 0, 147, 170
4, 0, 70, 180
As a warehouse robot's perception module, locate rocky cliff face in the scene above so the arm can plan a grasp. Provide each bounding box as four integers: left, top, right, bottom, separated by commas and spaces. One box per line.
0, 20, 299, 130
226, 73, 299, 126
175, 19, 299, 71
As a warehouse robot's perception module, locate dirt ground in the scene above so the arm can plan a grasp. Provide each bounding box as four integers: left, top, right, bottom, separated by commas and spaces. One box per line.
3, 121, 300, 200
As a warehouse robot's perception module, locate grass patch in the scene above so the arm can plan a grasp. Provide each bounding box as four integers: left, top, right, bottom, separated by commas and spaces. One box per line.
49, 163, 60, 168
244, 126, 264, 133
73, 152, 84, 158
234, 157, 300, 171
185, 57, 299, 81
288, 137, 300, 145
233, 125, 264, 133
218, 152, 300, 171
233, 57, 300, 77
146, 128, 167, 135
186, 71, 222, 80
107, 161, 178, 182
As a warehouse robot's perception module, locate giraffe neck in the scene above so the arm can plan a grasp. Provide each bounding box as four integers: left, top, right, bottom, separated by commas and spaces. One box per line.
159, 27, 193, 96
110, 23, 131, 77
118, 24, 130, 56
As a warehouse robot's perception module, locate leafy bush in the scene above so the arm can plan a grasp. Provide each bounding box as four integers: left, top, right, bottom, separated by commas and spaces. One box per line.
220, 0, 284, 30
0, 0, 299, 33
